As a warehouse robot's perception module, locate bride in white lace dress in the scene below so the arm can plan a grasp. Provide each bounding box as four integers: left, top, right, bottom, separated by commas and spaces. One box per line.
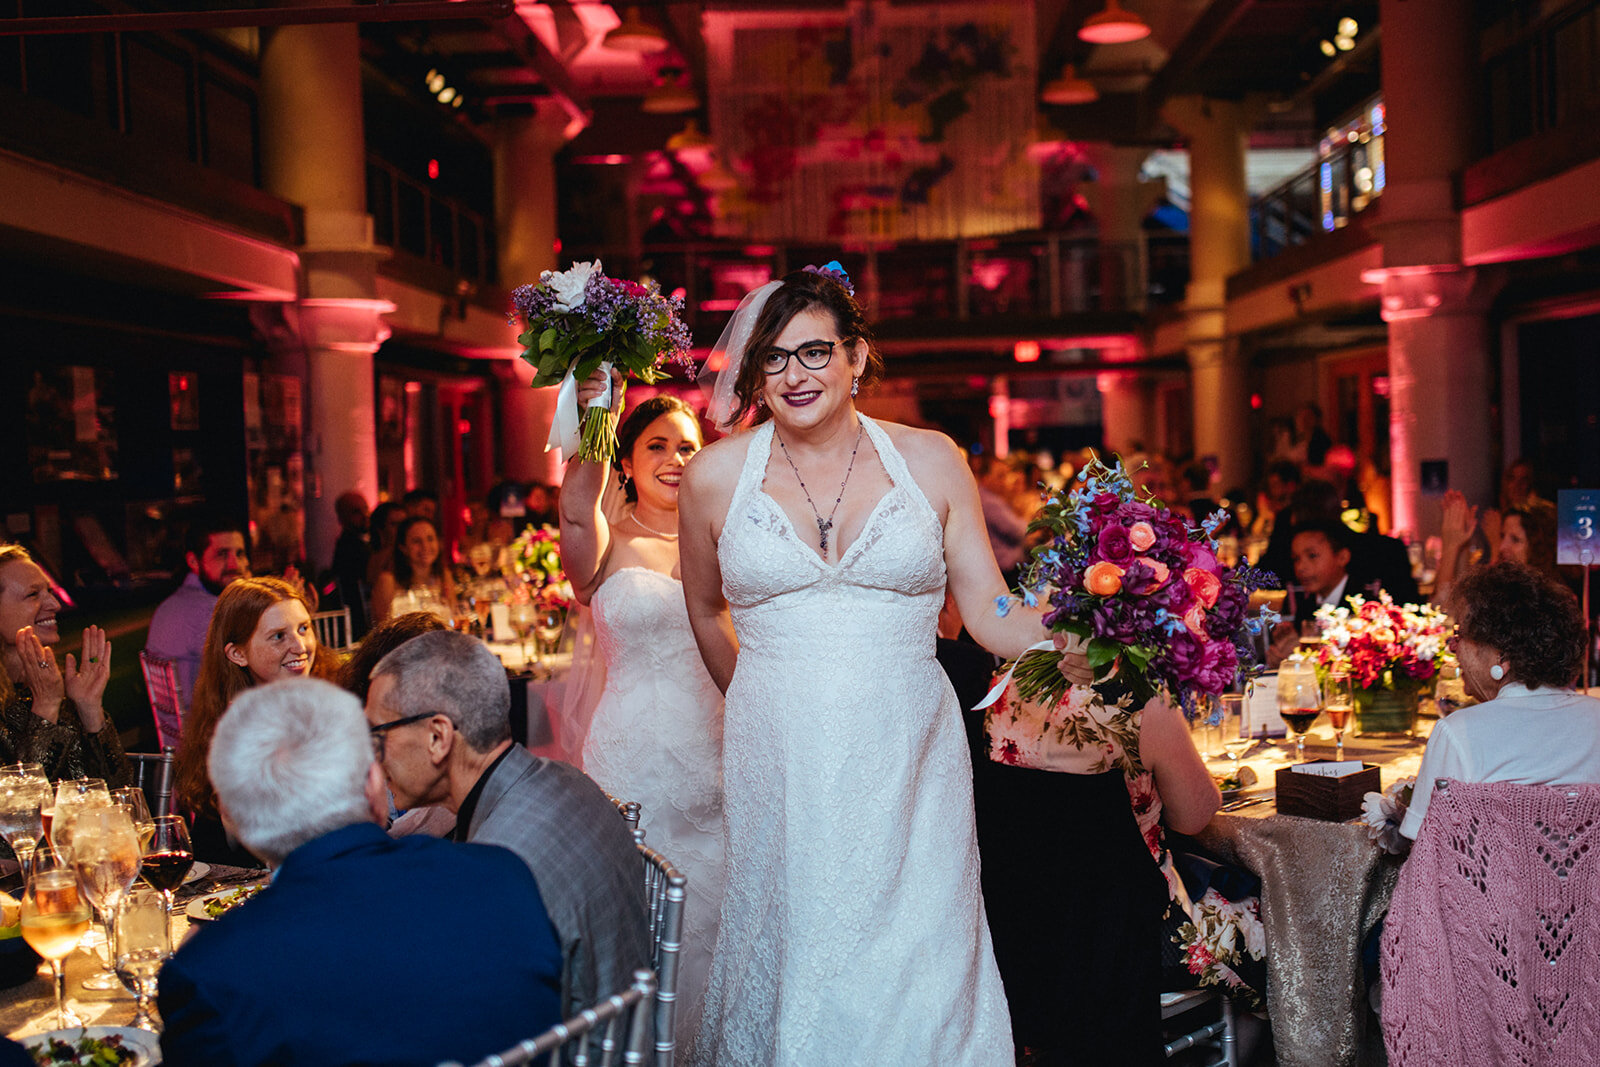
678, 267, 1090, 1066
559, 385, 725, 1042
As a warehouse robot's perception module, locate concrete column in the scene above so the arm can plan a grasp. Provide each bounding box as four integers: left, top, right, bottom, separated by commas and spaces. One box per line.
1369, 0, 1491, 536
1373, 268, 1500, 538
494, 101, 571, 485
257, 8, 385, 568
1097, 371, 1153, 458
1164, 97, 1254, 490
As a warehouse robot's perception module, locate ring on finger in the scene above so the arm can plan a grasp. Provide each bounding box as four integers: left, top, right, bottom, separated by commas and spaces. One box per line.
37, 660, 47, 668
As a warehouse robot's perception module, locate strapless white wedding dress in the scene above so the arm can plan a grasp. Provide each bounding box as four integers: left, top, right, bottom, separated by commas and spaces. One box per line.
690, 416, 1012, 1066
584, 566, 726, 1044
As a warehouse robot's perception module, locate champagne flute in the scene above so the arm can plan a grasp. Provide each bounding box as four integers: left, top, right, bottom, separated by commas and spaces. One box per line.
21, 843, 90, 1029
66, 807, 142, 992
114, 886, 172, 1032
112, 788, 155, 851
141, 815, 195, 919
1324, 669, 1355, 761
508, 601, 536, 671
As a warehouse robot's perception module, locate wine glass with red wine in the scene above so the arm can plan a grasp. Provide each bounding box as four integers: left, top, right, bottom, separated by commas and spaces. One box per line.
1277, 664, 1322, 761
141, 815, 195, 920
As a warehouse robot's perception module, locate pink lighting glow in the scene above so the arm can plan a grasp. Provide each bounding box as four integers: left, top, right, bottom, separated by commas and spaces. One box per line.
1077, 1, 1151, 44
1013, 341, 1041, 363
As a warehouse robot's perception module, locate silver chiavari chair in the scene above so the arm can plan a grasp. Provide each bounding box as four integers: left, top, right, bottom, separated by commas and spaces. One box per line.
637, 842, 686, 1067
439, 969, 657, 1067
1162, 988, 1237, 1066
126, 748, 177, 818
608, 793, 642, 839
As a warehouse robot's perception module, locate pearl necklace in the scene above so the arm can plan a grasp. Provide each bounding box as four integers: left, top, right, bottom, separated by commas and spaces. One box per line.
629, 512, 679, 540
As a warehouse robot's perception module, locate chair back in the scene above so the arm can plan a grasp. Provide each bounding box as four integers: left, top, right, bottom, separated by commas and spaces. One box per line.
126, 750, 176, 818
637, 842, 686, 1067
440, 968, 656, 1067
1381, 778, 1600, 1066
138, 651, 184, 750
310, 607, 354, 653
609, 795, 641, 837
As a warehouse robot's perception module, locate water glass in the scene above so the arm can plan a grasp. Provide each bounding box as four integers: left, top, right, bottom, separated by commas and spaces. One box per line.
66, 807, 141, 992
1219, 693, 1252, 768
114, 886, 172, 1032
1324, 669, 1355, 761
112, 787, 155, 851
51, 778, 110, 854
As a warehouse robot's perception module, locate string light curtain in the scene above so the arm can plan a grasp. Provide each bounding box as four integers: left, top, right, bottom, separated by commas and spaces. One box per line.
703, 1, 1040, 243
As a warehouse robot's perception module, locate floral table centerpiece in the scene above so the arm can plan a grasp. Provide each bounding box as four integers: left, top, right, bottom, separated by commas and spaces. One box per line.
984, 455, 1276, 772
508, 524, 575, 611
512, 260, 694, 463
1310, 593, 1449, 736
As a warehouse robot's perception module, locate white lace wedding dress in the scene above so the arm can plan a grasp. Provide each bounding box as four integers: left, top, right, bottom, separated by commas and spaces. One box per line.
690, 416, 1012, 1066
583, 566, 726, 1044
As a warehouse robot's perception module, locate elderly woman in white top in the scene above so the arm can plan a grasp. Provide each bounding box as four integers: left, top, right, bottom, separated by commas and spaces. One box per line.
1401, 561, 1600, 839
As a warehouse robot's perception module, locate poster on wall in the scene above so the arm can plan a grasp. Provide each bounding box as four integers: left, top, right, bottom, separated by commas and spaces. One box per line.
26, 365, 118, 483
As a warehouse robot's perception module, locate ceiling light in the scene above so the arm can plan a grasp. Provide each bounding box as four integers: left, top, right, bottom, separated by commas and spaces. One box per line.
666, 120, 713, 153
603, 6, 669, 53
643, 72, 697, 114
1078, 0, 1151, 45
1338, 17, 1358, 37
1041, 64, 1099, 105
1334, 34, 1355, 51
427, 72, 446, 94
1319, 39, 1337, 57
437, 86, 456, 104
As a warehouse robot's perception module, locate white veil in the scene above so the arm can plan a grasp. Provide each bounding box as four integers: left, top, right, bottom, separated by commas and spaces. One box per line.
698, 280, 782, 433
553, 466, 630, 766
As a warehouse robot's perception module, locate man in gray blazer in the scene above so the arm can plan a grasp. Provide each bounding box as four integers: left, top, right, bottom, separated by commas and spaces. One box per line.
364, 629, 650, 1016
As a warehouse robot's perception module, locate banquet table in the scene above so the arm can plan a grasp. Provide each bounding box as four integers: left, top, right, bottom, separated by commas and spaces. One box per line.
0, 862, 266, 1044
486, 643, 572, 753
1192, 720, 1431, 1067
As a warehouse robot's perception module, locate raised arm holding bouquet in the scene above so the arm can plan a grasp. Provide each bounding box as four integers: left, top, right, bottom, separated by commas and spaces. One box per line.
973, 455, 1276, 1062
512, 259, 694, 462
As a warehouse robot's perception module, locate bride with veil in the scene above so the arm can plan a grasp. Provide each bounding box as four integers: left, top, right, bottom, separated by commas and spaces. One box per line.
678, 264, 1091, 1065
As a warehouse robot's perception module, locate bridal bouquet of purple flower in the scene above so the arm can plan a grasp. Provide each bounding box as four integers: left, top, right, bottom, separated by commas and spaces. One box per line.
996, 455, 1275, 716
511, 259, 694, 462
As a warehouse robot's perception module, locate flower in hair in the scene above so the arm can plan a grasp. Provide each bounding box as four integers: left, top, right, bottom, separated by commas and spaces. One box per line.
802, 260, 854, 296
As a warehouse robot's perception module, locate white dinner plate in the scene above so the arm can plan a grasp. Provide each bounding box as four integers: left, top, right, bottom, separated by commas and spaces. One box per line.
20, 1025, 160, 1065
185, 884, 265, 923
181, 861, 211, 885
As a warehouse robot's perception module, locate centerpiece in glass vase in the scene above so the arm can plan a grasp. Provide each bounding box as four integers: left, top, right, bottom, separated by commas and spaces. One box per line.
984, 456, 1276, 773
1309, 593, 1449, 737
512, 259, 694, 463
506, 524, 575, 667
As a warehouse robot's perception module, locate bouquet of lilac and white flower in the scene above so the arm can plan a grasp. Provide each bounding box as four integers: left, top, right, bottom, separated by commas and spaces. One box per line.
512, 260, 694, 462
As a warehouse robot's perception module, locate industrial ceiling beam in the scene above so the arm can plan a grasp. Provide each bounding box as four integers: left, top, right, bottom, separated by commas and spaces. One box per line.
0, 2, 514, 36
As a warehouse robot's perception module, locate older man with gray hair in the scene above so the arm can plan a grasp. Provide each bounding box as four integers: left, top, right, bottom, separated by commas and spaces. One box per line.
365, 629, 650, 1018
157, 678, 561, 1067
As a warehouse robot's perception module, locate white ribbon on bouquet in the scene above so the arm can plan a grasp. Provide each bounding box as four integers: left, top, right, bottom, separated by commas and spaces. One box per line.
545, 361, 614, 455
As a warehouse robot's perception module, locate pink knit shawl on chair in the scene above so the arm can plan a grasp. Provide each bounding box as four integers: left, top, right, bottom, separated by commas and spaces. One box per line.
1381, 778, 1600, 1065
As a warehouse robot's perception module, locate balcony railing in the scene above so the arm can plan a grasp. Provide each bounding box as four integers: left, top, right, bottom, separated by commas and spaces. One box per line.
575, 232, 1187, 337
366, 156, 496, 287
1252, 100, 1386, 262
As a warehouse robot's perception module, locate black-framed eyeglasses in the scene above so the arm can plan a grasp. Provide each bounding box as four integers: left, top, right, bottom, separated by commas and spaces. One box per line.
369, 711, 436, 757
762, 340, 841, 375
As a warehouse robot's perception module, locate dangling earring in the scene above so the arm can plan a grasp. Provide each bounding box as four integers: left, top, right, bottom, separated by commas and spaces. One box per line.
756, 394, 767, 409
1489, 664, 1505, 680
851, 376, 860, 397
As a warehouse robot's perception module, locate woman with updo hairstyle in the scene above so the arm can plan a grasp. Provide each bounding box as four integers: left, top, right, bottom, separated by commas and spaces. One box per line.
677, 263, 1092, 1062
556, 377, 725, 1046
176, 576, 339, 863
1401, 561, 1600, 840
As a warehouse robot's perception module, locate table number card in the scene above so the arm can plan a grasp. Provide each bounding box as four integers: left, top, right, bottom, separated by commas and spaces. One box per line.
1557, 489, 1600, 565
490, 603, 512, 643
1244, 674, 1287, 738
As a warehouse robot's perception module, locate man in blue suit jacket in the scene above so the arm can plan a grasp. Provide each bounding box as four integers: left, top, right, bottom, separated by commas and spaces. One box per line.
157, 678, 562, 1067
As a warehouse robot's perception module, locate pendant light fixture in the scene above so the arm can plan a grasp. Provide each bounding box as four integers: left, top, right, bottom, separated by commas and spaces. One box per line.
604, 6, 669, 53
643, 69, 698, 114
1077, 0, 1151, 45
666, 120, 713, 153
1040, 64, 1098, 105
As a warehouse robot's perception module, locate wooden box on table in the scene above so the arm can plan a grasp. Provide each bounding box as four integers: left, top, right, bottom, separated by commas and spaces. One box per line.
1274, 762, 1381, 821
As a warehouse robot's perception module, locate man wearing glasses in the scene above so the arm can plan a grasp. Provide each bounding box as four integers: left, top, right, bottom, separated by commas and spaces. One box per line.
365, 630, 650, 1018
